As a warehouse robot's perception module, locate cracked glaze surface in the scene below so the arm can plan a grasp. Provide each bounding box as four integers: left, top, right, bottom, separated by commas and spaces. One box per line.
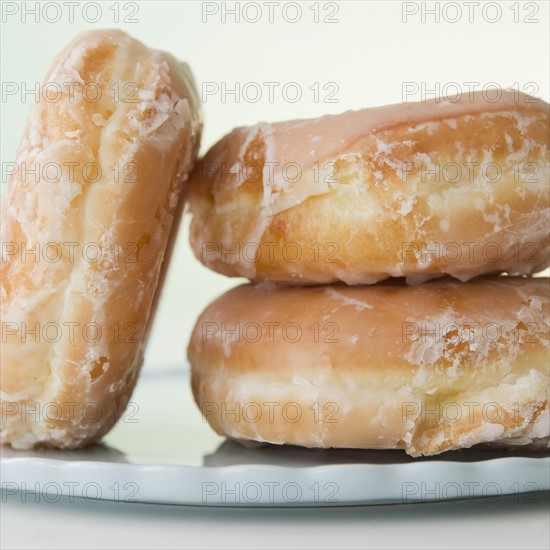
188, 278, 549, 456
1, 30, 202, 449
188, 91, 549, 284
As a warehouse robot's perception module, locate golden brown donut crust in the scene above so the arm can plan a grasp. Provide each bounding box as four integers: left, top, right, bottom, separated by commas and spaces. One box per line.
188, 91, 549, 284
1, 30, 202, 449
188, 278, 549, 456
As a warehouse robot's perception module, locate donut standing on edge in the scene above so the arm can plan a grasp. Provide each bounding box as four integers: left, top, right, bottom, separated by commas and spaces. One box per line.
1, 30, 202, 449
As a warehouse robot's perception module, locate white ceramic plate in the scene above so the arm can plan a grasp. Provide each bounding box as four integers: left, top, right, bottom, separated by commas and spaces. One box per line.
2, 370, 548, 507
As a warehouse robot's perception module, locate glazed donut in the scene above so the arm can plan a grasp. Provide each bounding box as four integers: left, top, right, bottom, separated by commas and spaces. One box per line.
1, 30, 202, 449
188, 91, 549, 285
188, 277, 550, 456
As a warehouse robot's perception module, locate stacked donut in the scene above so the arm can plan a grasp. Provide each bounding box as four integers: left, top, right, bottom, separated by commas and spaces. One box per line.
187, 91, 550, 456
